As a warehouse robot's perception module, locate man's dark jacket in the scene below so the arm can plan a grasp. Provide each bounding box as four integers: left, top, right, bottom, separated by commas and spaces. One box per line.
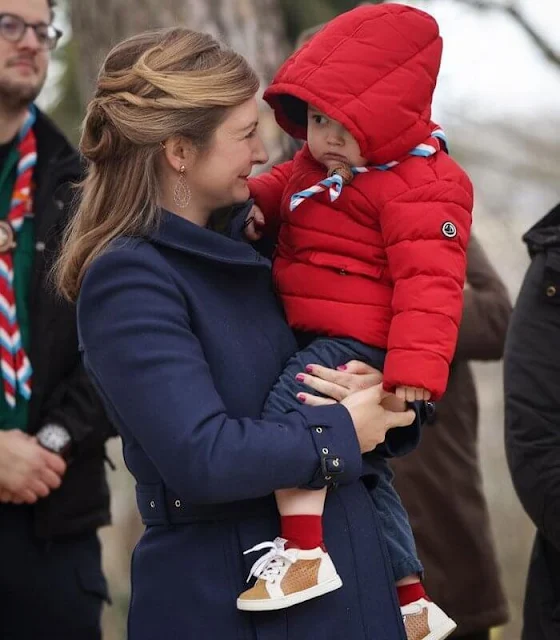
24, 109, 115, 538
505, 201, 560, 639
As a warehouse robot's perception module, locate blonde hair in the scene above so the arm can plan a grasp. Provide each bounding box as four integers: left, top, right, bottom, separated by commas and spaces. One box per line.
55, 28, 259, 301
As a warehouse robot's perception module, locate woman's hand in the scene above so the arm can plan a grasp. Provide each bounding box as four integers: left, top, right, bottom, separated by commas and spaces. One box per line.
341, 384, 416, 453
295, 360, 407, 411
293, 361, 415, 452
295, 360, 383, 404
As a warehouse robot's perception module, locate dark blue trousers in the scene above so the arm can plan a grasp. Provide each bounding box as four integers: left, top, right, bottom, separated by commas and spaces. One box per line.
0, 504, 108, 639
263, 336, 423, 581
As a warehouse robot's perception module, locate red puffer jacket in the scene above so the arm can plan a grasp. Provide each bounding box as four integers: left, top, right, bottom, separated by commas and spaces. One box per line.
249, 3, 473, 399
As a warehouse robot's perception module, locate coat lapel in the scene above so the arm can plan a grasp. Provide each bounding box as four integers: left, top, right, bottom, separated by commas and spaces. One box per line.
150, 205, 272, 270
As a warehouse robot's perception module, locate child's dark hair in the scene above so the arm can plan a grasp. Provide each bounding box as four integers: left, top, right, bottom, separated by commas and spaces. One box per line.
277, 95, 308, 130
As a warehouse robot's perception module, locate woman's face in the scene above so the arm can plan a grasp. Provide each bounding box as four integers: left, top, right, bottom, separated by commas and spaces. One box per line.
188, 97, 269, 213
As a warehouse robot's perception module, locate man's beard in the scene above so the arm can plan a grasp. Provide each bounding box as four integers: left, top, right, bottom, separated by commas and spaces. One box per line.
0, 75, 45, 112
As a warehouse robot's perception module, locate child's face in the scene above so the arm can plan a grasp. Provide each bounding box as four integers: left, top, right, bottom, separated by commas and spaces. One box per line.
307, 106, 367, 170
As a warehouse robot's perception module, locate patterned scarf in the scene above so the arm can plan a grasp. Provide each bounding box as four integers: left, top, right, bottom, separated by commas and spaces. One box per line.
0, 107, 36, 407
290, 127, 448, 211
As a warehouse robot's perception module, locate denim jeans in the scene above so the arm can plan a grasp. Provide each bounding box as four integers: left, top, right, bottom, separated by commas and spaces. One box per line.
263, 336, 423, 581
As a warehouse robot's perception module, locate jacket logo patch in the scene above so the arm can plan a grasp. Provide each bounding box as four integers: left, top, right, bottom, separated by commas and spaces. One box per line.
441, 221, 457, 238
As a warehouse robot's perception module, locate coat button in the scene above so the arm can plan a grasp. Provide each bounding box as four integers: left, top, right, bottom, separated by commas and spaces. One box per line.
54, 199, 64, 210
546, 285, 556, 297
339, 269, 347, 276
315, 427, 323, 434
332, 458, 340, 468
322, 448, 329, 455
149, 500, 155, 508
35, 241, 46, 252
174, 500, 181, 508
425, 401, 437, 424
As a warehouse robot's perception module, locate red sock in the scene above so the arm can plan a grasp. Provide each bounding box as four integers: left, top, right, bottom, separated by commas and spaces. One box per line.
397, 582, 429, 607
280, 515, 324, 550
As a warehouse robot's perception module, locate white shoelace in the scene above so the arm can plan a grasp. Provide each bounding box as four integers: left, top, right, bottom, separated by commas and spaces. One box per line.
243, 538, 297, 584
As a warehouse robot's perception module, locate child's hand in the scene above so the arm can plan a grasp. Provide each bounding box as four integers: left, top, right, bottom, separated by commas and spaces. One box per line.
243, 205, 266, 241
395, 386, 431, 402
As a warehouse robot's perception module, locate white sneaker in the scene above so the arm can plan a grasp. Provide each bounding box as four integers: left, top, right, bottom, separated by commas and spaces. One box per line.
236, 537, 342, 611
401, 598, 457, 640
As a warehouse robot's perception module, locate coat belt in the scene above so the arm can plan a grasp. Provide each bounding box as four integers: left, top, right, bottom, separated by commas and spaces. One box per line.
135, 483, 277, 525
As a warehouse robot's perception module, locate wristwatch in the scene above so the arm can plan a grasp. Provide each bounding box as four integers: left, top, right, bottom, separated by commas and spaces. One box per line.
36, 423, 72, 458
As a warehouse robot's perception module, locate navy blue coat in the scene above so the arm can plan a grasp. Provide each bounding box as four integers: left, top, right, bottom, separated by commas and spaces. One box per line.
77, 207, 420, 640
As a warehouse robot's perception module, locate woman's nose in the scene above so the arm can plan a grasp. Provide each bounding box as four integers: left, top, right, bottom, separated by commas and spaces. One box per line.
253, 135, 269, 165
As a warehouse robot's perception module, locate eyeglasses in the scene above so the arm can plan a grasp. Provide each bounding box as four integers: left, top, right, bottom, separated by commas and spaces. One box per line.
0, 13, 62, 51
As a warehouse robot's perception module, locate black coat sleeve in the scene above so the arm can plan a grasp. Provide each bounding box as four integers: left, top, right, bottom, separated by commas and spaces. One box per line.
41, 361, 117, 455
504, 248, 560, 551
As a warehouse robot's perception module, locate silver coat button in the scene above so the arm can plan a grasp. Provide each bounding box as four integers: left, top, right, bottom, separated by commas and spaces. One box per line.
322, 448, 329, 455
174, 500, 181, 508
315, 427, 323, 434
35, 241, 45, 252
149, 500, 155, 508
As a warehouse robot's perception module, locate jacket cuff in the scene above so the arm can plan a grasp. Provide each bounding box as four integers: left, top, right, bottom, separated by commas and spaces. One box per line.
371, 401, 423, 459
383, 349, 450, 401
294, 404, 363, 489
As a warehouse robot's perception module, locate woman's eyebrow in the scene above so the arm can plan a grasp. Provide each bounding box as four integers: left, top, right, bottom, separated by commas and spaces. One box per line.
239, 120, 259, 132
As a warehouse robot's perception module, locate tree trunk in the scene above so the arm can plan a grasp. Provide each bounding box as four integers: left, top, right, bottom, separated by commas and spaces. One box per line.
70, 0, 291, 162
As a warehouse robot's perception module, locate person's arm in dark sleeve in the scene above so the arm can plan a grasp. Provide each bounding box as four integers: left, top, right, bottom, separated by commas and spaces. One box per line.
41, 362, 117, 455
505, 248, 560, 550
78, 246, 364, 504
455, 235, 512, 361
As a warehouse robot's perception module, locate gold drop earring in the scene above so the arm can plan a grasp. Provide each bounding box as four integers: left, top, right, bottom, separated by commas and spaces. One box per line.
173, 164, 191, 210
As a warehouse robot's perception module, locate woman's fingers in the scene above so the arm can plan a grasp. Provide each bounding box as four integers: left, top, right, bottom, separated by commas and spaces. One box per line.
296, 392, 337, 407
303, 363, 382, 391
385, 407, 416, 429
338, 360, 383, 378
296, 372, 348, 401
380, 393, 407, 412
304, 364, 354, 386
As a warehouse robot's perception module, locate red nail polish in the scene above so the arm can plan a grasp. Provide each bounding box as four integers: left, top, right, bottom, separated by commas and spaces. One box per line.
295, 374, 305, 382
297, 394, 306, 403
305, 365, 313, 373
337, 365, 347, 371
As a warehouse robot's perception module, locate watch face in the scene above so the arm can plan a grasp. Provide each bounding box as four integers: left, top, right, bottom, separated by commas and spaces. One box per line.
38, 425, 71, 453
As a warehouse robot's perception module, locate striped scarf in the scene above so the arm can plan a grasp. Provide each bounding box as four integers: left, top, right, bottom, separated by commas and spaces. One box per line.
0, 107, 36, 407
290, 127, 447, 211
